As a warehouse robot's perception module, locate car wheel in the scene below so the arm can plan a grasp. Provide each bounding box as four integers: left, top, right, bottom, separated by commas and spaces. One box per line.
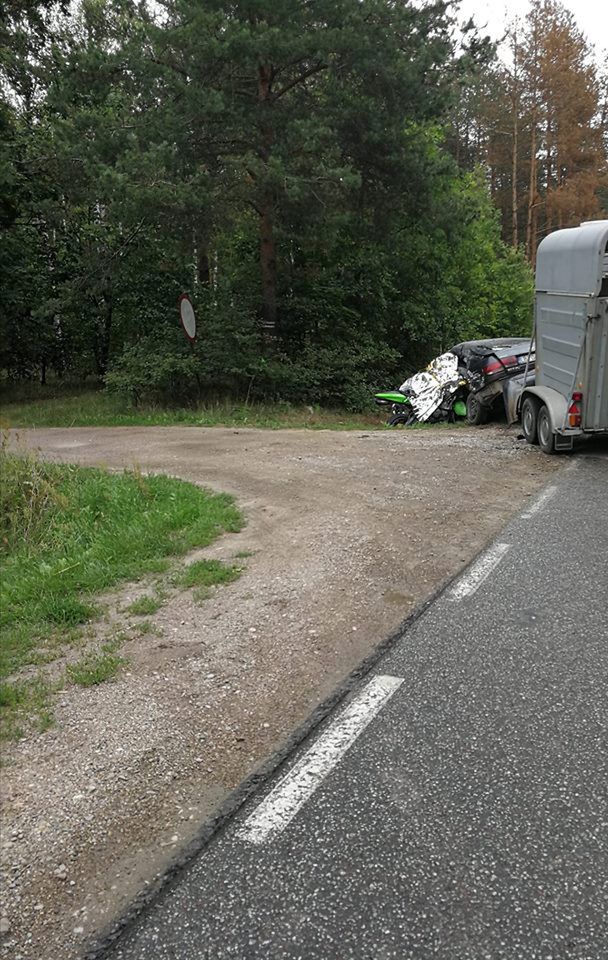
466, 392, 488, 426
537, 405, 556, 454
521, 397, 539, 445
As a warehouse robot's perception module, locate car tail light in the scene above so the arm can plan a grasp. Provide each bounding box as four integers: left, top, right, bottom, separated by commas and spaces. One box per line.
568, 392, 583, 427
482, 355, 518, 375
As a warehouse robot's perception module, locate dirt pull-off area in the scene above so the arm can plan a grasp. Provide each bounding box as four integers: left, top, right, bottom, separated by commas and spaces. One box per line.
1, 425, 559, 959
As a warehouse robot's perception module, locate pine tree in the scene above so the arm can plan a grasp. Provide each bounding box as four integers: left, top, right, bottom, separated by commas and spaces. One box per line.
447, 0, 607, 262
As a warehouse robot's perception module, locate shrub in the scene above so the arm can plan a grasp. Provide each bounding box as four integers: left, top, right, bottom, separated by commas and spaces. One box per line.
105, 344, 202, 406
0, 434, 65, 552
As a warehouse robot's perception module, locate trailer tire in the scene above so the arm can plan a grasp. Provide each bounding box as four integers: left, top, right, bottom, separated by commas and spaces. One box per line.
537, 405, 556, 454
521, 397, 539, 445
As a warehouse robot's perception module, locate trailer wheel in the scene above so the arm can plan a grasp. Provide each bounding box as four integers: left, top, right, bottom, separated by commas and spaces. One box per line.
537, 405, 556, 454
521, 397, 539, 445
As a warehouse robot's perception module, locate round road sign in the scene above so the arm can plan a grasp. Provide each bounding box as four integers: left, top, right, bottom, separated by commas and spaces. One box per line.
179, 294, 196, 341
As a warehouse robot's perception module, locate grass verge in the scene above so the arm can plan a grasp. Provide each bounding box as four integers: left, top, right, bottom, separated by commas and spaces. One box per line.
0, 388, 386, 431
0, 443, 243, 741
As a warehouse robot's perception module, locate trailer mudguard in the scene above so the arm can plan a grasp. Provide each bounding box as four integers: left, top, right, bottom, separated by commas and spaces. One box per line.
503, 372, 536, 424
521, 386, 569, 433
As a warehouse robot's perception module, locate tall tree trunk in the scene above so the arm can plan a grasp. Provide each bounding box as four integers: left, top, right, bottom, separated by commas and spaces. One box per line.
530, 200, 539, 270
196, 234, 210, 287
511, 113, 519, 247
259, 201, 277, 335
510, 31, 519, 247
257, 62, 277, 339
95, 286, 113, 377
524, 8, 542, 267
526, 116, 537, 264
545, 114, 553, 234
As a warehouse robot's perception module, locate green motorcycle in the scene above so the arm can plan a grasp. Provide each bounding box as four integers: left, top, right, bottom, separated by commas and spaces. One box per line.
374, 388, 468, 426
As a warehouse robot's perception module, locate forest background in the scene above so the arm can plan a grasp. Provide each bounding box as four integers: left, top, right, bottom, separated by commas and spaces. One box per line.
1, 0, 607, 410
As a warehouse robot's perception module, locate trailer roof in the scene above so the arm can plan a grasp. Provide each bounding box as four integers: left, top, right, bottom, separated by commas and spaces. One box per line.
535, 220, 608, 296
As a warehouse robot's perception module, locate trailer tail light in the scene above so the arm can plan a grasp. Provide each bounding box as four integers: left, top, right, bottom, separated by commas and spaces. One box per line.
568, 392, 583, 428
482, 355, 518, 375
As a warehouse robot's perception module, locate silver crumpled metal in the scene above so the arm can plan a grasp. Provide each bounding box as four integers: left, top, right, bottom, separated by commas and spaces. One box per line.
399, 352, 460, 421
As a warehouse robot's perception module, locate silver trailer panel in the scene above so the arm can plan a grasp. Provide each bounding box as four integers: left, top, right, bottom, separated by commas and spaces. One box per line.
535, 294, 586, 398
532, 220, 608, 437
536, 220, 608, 297
584, 300, 608, 431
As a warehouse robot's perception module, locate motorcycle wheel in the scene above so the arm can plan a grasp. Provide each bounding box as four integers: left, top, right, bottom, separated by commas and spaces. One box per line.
388, 411, 417, 426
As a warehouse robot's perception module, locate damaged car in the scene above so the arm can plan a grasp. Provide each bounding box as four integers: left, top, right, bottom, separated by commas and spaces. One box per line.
450, 338, 535, 425
375, 337, 535, 427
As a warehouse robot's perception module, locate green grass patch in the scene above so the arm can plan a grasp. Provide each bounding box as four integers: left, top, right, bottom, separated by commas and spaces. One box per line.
174, 558, 242, 591
0, 389, 386, 431
125, 595, 162, 616
0, 678, 55, 742
0, 450, 243, 683
66, 647, 126, 687
0, 442, 243, 742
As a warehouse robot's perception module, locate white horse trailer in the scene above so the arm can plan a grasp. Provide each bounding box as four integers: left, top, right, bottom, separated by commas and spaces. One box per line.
506, 220, 608, 454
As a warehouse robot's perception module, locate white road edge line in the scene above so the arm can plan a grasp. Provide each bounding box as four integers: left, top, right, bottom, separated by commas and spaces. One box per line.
448, 542, 510, 601
521, 485, 557, 519
237, 675, 404, 845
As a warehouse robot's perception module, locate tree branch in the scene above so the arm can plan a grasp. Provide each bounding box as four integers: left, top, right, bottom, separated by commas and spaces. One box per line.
148, 56, 188, 79
273, 61, 327, 100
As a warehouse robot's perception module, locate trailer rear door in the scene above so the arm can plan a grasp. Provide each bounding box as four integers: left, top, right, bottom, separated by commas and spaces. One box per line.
584, 299, 608, 431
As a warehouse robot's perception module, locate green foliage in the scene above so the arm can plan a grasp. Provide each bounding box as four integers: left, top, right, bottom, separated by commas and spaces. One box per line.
393, 169, 534, 354
105, 343, 203, 406
0, 0, 534, 408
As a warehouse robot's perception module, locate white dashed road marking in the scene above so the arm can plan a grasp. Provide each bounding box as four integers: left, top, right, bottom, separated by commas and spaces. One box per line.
521, 485, 557, 519
448, 542, 510, 601
237, 675, 404, 845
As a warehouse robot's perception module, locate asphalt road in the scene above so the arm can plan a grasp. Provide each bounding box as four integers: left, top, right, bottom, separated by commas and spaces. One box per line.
107, 450, 608, 960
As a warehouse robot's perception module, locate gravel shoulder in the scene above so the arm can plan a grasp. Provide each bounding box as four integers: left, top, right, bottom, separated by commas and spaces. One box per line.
1, 425, 560, 959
